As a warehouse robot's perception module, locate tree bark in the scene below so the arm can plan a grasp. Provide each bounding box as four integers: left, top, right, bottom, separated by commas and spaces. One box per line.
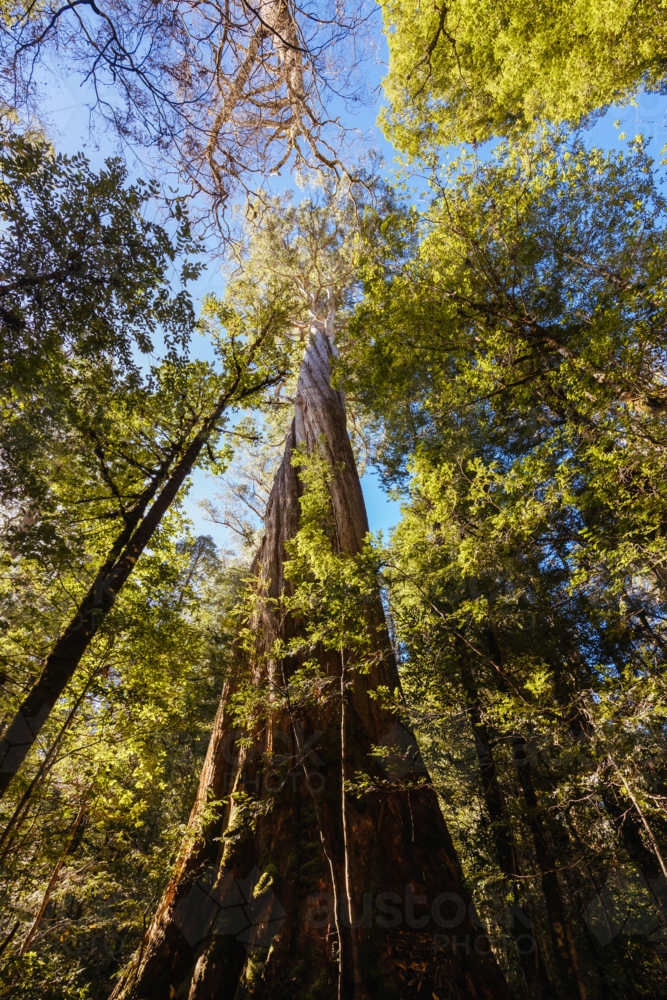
109, 326, 511, 1000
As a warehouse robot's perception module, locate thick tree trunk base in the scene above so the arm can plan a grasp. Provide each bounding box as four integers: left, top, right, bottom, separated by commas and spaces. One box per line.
112, 767, 508, 1000
110, 330, 510, 1000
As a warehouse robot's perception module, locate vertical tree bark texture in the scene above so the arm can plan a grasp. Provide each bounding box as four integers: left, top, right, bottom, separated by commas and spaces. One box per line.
110, 328, 511, 1000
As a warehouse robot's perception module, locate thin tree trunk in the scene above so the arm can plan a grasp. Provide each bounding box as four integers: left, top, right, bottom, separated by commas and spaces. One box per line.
339, 649, 366, 1000
0, 921, 19, 961
0, 350, 282, 799
18, 801, 87, 956
564, 808, 641, 1000
512, 737, 588, 1000
459, 636, 553, 999
467, 700, 554, 1000
615, 768, 667, 879
0, 658, 104, 858
602, 781, 667, 923
109, 326, 511, 1000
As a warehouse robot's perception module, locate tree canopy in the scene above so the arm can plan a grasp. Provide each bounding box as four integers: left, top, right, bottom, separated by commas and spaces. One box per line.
3, 2, 667, 998
381, 0, 667, 152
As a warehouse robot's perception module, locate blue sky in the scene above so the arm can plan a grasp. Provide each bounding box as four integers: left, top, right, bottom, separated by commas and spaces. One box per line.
36, 38, 667, 548
37, 33, 404, 546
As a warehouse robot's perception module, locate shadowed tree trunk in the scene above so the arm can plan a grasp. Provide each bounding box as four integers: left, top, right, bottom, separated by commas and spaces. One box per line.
110, 326, 511, 1000
512, 737, 588, 1000
466, 701, 554, 1000
458, 640, 553, 999
602, 785, 667, 923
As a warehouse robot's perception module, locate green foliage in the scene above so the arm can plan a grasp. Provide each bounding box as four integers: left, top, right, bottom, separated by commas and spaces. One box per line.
228, 176, 372, 322
381, 0, 667, 153
0, 132, 205, 565
343, 124, 667, 993
5, 4, 667, 985
0, 535, 247, 999
277, 447, 384, 674
0, 133, 200, 389
351, 125, 667, 601
0, 128, 295, 997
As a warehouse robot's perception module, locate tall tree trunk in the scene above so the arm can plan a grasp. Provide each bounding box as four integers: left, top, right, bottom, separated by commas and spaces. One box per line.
458, 639, 553, 1000
512, 737, 588, 1000
467, 701, 553, 1000
109, 326, 510, 1000
0, 353, 281, 800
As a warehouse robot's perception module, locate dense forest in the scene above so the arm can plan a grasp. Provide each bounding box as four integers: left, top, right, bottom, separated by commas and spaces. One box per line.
0, 2, 666, 998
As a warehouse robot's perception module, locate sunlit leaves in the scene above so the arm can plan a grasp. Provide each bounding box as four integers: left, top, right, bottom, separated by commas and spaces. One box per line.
381, 0, 667, 153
